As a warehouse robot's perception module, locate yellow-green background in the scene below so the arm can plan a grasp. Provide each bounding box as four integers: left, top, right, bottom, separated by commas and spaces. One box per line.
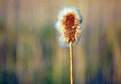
0, 0, 121, 84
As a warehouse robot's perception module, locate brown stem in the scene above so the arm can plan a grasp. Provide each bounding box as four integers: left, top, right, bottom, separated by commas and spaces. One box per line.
70, 41, 73, 84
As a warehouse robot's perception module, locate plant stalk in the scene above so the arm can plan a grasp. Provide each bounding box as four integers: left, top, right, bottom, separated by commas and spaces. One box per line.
70, 41, 73, 84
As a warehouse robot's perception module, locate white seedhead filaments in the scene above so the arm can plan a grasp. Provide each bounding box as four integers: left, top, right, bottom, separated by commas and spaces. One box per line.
55, 7, 83, 47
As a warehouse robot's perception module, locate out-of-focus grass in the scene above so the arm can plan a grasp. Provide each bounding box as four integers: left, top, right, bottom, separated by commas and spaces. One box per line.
0, 0, 121, 84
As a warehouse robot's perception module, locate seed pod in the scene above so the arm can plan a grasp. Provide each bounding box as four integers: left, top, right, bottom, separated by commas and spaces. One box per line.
55, 7, 83, 47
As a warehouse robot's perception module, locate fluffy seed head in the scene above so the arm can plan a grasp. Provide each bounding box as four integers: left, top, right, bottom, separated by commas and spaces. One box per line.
55, 7, 83, 47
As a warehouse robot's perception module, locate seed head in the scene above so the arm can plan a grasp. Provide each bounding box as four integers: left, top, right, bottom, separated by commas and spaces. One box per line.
55, 7, 83, 47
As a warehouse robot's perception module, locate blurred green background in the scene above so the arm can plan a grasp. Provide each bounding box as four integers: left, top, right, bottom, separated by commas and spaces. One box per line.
0, 0, 121, 84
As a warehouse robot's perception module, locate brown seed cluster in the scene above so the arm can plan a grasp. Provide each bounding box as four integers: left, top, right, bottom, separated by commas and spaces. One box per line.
63, 13, 77, 43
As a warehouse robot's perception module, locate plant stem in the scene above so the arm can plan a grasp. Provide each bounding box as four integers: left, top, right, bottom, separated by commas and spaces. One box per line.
70, 41, 73, 84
